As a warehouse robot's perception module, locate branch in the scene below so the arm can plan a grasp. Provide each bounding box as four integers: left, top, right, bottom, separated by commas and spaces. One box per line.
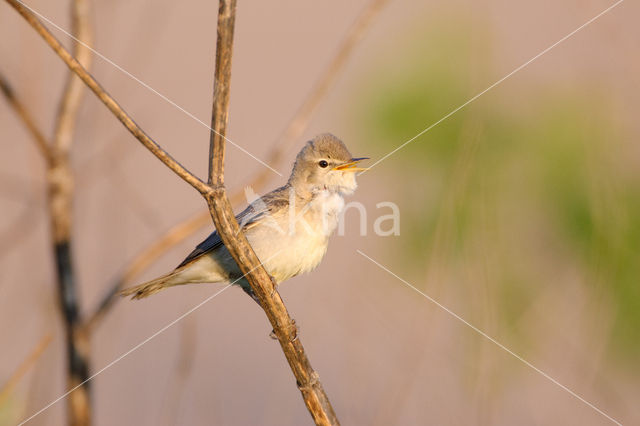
7, 0, 341, 422
4, 0, 210, 196
84, 0, 388, 331
0, 71, 52, 163
53, 0, 92, 153
204, 1, 339, 424
46, 1, 93, 425
207, 0, 236, 186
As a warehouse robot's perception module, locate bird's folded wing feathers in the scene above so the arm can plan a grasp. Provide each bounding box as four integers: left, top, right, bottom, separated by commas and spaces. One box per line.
175, 188, 288, 269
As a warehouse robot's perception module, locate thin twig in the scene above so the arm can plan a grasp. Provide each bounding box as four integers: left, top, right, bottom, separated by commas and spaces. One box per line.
0, 71, 52, 163
53, 0, 92, 153
84, 0, 388, 332
203, 1, 339, 424
5, 0, 210, 196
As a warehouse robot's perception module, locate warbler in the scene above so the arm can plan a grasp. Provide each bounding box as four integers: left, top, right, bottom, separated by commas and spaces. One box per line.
121, 133, 367, 301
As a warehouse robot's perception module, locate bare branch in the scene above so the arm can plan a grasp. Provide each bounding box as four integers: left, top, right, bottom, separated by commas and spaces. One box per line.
207, 0, 236, 186
45, 2, 94, 424
204, 1, 339, 424
5, 0, 210, 196
0, 71, 52, 163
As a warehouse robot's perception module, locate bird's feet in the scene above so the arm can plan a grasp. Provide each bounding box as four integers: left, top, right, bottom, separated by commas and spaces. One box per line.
269, 318, 299, 342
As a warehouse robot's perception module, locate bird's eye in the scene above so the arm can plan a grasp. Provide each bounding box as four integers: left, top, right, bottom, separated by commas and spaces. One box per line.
318, 160, 329, 168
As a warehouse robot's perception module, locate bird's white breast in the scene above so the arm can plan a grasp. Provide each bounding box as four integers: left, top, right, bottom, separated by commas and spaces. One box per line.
311, 190, 345, 236
245, 190, 345, 282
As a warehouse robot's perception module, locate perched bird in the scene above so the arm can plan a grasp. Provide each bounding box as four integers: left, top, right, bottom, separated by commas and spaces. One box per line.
121, 133, 367, 301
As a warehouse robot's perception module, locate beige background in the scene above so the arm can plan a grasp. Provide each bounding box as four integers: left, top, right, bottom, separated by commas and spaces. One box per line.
1, 0, 638, 425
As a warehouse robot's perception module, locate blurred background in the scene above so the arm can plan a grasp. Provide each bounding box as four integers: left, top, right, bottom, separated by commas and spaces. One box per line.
1, 0, 638, 424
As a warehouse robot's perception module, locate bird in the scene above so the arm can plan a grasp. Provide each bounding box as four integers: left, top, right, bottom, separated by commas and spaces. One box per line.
120, 133, 367, 301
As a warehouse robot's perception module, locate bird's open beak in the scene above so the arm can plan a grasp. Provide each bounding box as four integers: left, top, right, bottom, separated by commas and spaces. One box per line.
334, 157, 369, 172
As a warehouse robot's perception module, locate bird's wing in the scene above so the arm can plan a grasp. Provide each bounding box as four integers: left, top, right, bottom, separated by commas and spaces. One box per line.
175, 186, 289, 269
175, 229, 224, 269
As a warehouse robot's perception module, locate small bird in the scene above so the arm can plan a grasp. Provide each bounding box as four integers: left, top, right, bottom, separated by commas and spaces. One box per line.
121, 133, 367, 301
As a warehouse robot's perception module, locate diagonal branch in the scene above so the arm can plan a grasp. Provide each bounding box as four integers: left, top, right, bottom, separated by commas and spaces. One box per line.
5, 0, 210, 196
203, 1, 339, 424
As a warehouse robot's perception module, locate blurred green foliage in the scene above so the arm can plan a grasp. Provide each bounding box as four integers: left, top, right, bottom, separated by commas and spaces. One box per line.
355, 19, 640, 358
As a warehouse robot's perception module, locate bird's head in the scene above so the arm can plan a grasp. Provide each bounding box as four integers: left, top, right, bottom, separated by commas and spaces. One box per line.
288, 133, 368, 197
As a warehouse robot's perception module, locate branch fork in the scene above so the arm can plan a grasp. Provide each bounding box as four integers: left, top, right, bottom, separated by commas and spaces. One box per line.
5, 0, 342, 424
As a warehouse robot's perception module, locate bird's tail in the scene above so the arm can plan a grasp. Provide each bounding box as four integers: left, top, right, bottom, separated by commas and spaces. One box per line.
120, 269, 188, 300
